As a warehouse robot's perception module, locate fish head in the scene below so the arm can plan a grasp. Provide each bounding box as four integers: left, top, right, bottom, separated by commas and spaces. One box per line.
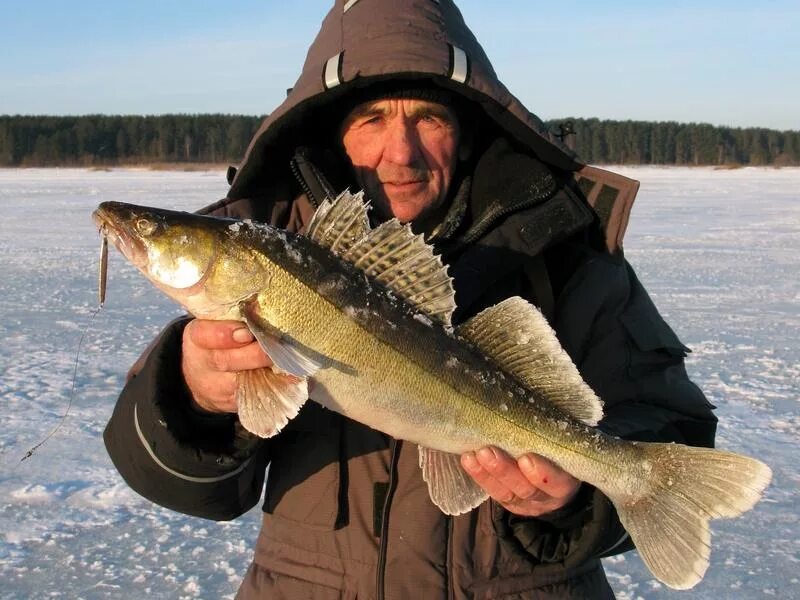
92, 201, 227, 309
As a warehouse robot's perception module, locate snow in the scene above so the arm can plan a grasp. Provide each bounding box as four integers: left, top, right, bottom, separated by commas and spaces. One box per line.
0, 168, 257, 599
1, 166, 799, 598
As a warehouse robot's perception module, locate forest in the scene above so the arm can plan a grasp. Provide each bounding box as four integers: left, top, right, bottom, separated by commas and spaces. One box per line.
0, 114, 797, 167
0, 115, 263, 167
558, 118, 799, 166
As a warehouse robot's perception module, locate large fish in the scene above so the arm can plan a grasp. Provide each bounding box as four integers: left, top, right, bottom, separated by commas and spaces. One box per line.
93, 192, 771, 590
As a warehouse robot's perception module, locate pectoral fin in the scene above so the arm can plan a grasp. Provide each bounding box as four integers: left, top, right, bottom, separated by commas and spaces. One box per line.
252, 329, 327, 378
236, 367, 308, 438
418, 446, 488, 515
241, 298, 327, 378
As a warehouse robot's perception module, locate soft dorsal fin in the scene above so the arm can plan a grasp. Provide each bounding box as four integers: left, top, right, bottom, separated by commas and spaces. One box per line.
343, 219, 455, 326
456, 296, 603, 425
306, 190, 371, 257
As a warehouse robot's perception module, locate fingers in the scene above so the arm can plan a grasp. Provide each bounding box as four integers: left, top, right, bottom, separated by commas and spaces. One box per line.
518, 454, 580, 503
185, 319, 255, 349
182, 319, 272, 414
184, 320, 272, 373
462, 447, 541, 502
461, 447, 581, 517
188, 372, 239, 414
204, 343, 274, 373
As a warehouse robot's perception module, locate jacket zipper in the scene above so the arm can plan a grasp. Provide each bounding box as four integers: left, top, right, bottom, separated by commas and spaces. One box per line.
290, 155, 318, 208
376, 439, 401, 600
446, 515, 455, 600
443, 172, 558, 257
289, 147, 337, 210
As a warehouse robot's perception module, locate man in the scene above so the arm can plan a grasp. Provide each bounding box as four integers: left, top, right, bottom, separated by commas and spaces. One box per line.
105, 1, 717, 598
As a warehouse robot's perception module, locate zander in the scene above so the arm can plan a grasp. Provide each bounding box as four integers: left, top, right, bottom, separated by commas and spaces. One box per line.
92, 192, 771, 590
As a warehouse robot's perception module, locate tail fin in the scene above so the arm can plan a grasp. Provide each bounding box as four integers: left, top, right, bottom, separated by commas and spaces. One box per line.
614, 443, 771, 590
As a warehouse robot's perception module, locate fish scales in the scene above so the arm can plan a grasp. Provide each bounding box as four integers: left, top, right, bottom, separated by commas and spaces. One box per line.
245, 226, 637, 494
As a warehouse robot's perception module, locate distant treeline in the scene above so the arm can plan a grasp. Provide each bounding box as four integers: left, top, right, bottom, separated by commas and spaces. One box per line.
0, 114, 798, 167
0, 115, 263, 167
547, 118, 799, 166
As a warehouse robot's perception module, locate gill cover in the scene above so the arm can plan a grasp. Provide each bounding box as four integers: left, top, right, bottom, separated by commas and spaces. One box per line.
141, 220, 217, 290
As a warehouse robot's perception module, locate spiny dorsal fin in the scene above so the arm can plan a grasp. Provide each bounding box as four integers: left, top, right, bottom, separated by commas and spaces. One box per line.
343, 219, 455, 326
306, 190, 371, 257
305, 189, 455, 325
456, 296, 603, 425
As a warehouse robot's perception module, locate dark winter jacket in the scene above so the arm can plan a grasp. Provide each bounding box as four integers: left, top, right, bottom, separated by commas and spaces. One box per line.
104, 1, 717, 598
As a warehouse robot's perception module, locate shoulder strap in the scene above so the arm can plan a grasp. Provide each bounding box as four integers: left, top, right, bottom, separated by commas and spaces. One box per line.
573, 165, 640, 253
523, 254, 555, 322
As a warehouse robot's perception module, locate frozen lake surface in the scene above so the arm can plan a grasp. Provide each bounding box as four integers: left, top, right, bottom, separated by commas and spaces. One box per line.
0, 167, 798, 599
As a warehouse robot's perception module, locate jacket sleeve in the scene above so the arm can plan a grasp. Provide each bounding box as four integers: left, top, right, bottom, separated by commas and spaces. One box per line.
103, 316, 270, 520
506, 253, 718, 564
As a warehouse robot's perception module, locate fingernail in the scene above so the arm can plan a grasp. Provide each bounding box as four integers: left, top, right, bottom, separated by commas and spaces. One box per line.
232, 327, 254, 343
519, 455, 535, 471
462, 452, 477, 470
478, 447, 496, 464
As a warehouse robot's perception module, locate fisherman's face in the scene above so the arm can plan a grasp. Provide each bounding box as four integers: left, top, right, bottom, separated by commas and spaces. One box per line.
341, 98, 462, 224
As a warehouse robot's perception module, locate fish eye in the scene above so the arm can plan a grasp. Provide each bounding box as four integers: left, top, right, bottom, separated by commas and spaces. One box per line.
135, 218, 157, 236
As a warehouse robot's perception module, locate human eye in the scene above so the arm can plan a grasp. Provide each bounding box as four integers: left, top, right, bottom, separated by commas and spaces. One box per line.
419, 114, 452, 134
418, 109, 438, 121
353, 110, 386, 128
415, 112, 435, 127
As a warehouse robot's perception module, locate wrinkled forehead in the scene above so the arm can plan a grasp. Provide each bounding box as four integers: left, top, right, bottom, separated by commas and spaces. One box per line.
345, 97, 459, 122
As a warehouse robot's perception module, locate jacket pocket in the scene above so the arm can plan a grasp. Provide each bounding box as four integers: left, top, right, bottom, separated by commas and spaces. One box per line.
620, 308, 689, 355
238, 560, 357, 600
264, 402, 343, 529
619, 307, 689, 379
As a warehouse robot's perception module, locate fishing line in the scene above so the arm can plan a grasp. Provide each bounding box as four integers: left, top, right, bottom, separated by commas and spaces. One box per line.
20, 233, 109, 463
20, 305, 105, 463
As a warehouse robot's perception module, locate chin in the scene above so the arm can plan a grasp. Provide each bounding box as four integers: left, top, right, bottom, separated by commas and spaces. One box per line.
387, 203, 426, 223
386, 194, 439, 222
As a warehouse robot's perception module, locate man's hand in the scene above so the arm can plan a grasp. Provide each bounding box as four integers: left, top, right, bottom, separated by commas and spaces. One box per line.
461, 446, 581, 517
182, 319, 272, 414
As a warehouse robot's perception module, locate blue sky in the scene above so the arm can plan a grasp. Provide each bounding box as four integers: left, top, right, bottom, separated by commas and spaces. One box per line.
1, 0, 797, 130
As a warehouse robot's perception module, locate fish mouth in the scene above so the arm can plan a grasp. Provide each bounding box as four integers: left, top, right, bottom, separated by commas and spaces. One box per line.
91, 202, 148, 267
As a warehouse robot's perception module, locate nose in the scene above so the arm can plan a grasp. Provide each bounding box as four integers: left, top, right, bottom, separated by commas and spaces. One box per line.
383, 118, 420, 166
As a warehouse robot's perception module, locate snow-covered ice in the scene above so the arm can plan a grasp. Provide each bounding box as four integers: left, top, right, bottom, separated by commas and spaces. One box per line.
1, 166, 798, 598
0, 168, 255, 600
